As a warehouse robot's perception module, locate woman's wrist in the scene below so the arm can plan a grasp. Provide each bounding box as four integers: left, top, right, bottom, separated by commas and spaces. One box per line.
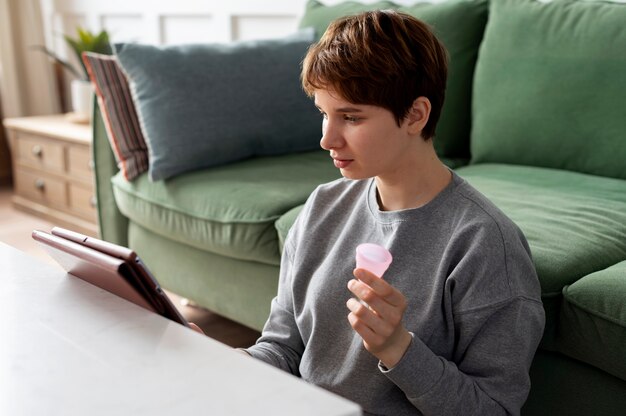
377, 329, 413, 369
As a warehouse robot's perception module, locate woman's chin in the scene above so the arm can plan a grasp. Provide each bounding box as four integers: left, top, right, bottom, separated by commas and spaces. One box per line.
339, 168, 372, 181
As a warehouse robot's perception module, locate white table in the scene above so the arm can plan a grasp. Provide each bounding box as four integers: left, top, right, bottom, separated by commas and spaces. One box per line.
0, 242, 361, 416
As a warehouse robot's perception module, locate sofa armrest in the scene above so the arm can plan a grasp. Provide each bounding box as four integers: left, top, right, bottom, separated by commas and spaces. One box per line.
91, 98, 128, 245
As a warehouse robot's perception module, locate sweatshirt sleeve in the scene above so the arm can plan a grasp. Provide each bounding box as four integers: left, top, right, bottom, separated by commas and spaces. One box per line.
380, 297, 545, 416
244, 235, 304, 376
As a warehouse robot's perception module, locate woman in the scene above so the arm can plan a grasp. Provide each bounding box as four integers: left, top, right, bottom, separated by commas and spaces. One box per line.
244, 10, 545, 416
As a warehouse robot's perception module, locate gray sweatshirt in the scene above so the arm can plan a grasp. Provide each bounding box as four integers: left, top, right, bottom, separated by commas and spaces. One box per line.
246, 172, 545, 416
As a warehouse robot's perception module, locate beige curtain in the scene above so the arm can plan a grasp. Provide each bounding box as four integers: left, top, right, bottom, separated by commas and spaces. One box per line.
0, 0, 59, 118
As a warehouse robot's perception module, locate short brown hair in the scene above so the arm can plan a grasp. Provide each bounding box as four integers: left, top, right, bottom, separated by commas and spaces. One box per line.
302, 10, 448, 139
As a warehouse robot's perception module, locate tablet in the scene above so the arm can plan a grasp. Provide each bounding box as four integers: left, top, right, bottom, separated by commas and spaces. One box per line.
32, 227, 189, 327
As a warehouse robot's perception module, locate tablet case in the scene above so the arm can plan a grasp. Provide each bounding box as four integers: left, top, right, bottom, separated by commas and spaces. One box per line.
32, 228, 189, 327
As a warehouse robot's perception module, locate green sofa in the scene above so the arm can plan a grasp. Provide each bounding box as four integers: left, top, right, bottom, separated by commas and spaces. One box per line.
92, 0, 626, 414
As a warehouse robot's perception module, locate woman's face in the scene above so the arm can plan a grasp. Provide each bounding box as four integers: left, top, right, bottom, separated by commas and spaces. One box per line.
314, 89, 418, 182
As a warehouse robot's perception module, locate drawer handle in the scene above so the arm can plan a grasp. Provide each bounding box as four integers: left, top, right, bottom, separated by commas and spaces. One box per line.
34, 178, 45, 191
90, 196, 97, 208
32, 145, 43, 158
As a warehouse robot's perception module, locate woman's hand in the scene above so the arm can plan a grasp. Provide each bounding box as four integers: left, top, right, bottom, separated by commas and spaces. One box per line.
347, 268, 412, 369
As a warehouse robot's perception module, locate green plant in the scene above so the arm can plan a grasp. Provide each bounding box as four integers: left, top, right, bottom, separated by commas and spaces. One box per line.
33, 27, 112, 81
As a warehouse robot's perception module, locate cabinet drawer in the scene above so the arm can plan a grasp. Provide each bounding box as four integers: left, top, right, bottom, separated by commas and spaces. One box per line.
14, 169, 67, 207
68, 144, 93, 177
68, 183, 97, 220
16, 133, 65, 172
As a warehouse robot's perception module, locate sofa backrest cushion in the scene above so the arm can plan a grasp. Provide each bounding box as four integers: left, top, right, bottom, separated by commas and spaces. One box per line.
298, 0, 489, 160
83, 52, 149, 181
114, 29, 319, 181
299, 0, 397, 38
471, 0, 626, 180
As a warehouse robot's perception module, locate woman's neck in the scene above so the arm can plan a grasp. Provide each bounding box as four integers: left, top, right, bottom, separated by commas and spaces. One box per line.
374, 145, 452, 212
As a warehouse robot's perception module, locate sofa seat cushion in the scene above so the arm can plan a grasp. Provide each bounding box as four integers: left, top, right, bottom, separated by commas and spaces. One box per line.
275, 205, 303, 254
111, 150, 340, 265
556, 261, 626, 382
456, 163, 626, 345
457, 163, 626, 293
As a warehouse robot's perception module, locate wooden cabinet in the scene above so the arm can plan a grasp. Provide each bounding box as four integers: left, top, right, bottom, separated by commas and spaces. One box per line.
3, 115, 98, 236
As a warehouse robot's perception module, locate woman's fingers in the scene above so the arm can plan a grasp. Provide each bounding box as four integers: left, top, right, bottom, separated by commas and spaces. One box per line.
353, 268, 406, 308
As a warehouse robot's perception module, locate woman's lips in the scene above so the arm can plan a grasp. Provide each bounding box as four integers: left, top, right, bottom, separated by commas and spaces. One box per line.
333, 158, 353, 169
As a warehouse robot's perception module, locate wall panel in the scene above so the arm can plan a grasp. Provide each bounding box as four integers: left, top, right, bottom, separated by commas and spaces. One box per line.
160, 15, 215, 45
40, 0, 306, 55
100, 15, 144, 44
232, 15, 298, 41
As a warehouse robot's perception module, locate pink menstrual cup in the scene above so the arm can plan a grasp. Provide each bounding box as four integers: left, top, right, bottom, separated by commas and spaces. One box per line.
355, 243, 393, 278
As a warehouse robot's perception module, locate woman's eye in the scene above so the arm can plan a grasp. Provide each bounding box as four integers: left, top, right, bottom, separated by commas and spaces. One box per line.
319, 112, 328, 119
344, 115, 360, 122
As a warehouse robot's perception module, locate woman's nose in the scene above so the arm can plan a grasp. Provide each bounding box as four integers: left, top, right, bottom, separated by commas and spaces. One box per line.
320, 118, 343, 150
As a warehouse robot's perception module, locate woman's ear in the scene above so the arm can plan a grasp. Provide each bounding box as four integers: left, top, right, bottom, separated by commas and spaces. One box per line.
406, 97, 431, 136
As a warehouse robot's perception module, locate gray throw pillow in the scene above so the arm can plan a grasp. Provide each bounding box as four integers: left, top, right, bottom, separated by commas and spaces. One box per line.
114, 29, 318, 181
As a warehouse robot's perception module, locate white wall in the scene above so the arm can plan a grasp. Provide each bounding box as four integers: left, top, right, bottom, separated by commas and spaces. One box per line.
39, 0, 306, 52
39, 0, 432, 55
